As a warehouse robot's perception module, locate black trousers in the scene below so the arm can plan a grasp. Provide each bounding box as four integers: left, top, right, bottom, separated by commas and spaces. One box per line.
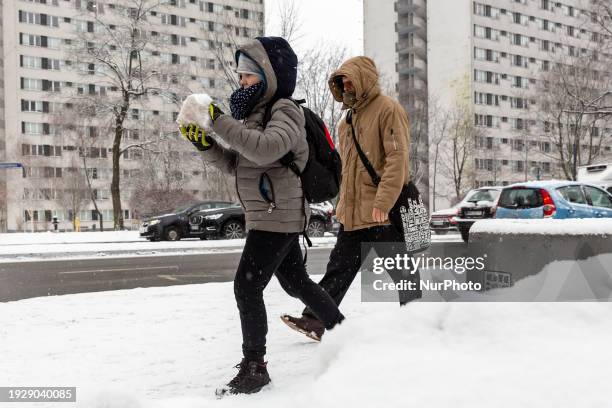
234, 230, 343, 360
304, 224, 422, 319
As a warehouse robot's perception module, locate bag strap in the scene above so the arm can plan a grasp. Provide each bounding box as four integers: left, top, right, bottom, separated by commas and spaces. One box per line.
347, 110, 381, 187
264, 98, 312, 262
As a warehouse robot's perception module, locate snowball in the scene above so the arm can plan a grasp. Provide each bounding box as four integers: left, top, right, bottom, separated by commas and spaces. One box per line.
176, 93, 214, 132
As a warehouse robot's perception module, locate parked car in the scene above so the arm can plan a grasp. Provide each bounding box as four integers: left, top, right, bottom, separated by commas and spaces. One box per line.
139, 201, 234, 241
454, 187, 503, 242
429, 206, 459, 235
189, 201, 335, 240
308, 201, 335, 237
577, 163, 612, 195
189, 203, 246, 240
495, 180, 612, 219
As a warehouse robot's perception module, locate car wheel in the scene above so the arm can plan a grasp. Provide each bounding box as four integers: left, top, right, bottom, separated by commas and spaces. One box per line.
434, 230, 448, 235
459, 227, 470, 243
308, 219, 325, 238
223, 221, 245, 239
165, 226, 181, 241
147, 236, 159, 242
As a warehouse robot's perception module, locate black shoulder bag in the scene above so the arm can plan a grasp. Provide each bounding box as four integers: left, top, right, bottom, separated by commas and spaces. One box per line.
346, 110, 431, 253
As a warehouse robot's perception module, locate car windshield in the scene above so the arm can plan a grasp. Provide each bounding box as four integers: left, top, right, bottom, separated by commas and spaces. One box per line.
498, 188, 543, 209
173, 204, 194, 213
466, 189, 499, 203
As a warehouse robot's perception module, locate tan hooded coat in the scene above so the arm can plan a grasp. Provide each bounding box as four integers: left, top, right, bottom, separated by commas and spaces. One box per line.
330, 57, 411, 231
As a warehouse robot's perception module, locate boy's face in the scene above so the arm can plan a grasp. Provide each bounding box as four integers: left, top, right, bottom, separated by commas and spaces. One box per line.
239, 73, 261, 88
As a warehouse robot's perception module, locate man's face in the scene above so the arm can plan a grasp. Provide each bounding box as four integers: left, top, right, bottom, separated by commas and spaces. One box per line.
342, 76, 355, 93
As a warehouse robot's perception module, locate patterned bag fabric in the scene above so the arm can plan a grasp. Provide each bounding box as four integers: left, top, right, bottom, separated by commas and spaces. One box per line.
347, 111, 431, 253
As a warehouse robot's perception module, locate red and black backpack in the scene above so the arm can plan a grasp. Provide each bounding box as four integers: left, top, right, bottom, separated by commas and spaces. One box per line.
264, 99, 342, 204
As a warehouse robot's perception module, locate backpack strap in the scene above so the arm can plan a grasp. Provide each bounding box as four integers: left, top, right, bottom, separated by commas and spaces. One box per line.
263, 97, 312, 263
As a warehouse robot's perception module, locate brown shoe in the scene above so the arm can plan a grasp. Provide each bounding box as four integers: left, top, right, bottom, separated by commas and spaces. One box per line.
280, 314, 325, 341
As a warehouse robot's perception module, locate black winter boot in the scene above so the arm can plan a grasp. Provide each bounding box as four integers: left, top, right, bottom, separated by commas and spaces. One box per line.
216, 359, 271, 397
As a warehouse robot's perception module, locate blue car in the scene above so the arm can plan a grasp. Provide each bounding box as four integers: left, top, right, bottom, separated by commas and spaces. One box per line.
495, 180, 612, 219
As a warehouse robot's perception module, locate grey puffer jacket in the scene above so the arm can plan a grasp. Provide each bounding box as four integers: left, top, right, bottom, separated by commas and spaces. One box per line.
202, 38, 309, 233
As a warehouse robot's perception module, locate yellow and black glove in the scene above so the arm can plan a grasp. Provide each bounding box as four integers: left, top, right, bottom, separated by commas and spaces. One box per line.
179, 123, 214, 151
209, 103, 224, 122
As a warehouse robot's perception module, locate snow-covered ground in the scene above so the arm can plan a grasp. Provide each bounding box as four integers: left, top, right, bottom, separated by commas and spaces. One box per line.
0, 231, 337, 262
2, 275, 612, 408
0, 231, 461, 262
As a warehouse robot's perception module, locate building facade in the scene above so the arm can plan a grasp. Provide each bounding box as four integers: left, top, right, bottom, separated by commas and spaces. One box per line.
0, 0, 264, 232
364, 0, 430, 208
365, 0, 612, 210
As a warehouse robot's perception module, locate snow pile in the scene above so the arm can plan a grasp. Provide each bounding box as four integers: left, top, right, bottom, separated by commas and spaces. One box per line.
0, 230, 143, 245
0, 231, 338, 261
2, 277, 612, 408
471, 218, 612, 236
176, 93, 214, 131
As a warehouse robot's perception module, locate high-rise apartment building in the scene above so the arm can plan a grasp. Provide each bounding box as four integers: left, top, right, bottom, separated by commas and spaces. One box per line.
364, 0, 430, 207
0, 0, 264, 232
365, 0, 612, 210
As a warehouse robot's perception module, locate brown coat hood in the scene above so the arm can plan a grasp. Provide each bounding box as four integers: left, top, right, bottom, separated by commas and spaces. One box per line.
328, 56, 381, 111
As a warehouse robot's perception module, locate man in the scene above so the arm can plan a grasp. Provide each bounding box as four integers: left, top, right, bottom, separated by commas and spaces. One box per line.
281, 56, 421, 341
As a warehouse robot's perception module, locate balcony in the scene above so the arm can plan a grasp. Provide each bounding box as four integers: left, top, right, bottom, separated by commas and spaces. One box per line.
396, 0, 426, 18
398, 66, 427, 81
396, 44, 427, 59
397, 23, 425, 37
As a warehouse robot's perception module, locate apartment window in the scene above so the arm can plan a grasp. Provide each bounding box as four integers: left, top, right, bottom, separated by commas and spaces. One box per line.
21, 77, 42, 91
474, 92, 499, 106
475, 114, 499, 128
21, 55, 42, 69
474, 70, 499, 85
22, 122, 43, 135
474, 3, 499, 18
510, 97, 528, 110
19, 11, 59, 27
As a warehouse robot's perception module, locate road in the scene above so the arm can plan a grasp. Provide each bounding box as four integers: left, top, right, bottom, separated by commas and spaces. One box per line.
0, 248, 333, 302
0, 241, 468, 303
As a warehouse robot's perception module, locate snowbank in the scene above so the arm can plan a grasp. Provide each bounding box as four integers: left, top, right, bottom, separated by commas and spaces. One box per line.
0, 231, 460, 262
0, 231, 338, 261
2, 276, 612, 408
471, 218, 612, 236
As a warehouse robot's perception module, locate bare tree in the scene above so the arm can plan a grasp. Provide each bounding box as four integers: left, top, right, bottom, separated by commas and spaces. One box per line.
428, 97, 452, 211
296, 45, 347, 143
57, 160, 89, 231
51, 106, 107, 230
66, 0, 191, 230
438, 105, 479, 202
276, 0, 303, 43
532, 49, 612, 180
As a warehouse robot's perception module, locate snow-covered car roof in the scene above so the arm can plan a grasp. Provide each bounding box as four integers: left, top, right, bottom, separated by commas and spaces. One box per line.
503, 180, 604, 190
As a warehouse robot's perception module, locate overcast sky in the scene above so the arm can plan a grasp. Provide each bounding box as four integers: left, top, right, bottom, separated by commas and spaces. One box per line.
264, 0, 364, 58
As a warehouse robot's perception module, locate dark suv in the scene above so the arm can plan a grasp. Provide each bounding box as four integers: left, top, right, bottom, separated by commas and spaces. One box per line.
189, 202, 335, 240
454, 187, 502, 242
139, 201, 234, 241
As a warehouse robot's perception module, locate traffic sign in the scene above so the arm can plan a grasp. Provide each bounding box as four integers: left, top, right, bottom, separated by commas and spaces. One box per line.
0, 163, 23, 169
